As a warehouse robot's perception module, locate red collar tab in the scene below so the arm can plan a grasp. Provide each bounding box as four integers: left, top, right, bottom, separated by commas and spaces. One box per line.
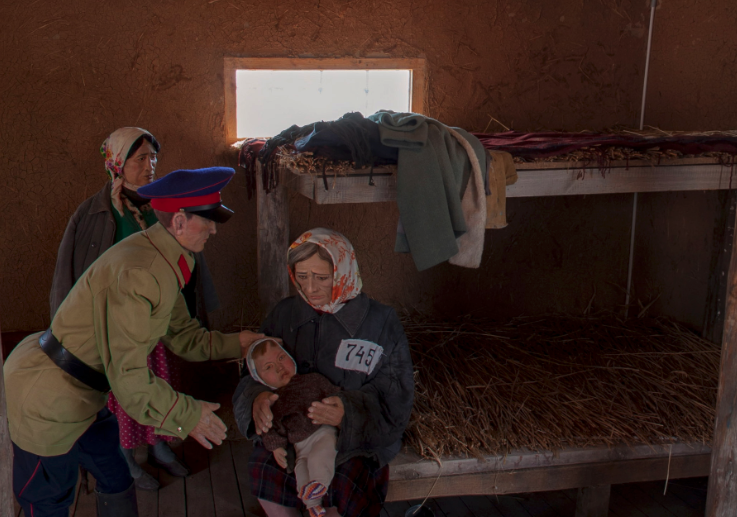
151, 192, 221, 213
177, 255, 192, 285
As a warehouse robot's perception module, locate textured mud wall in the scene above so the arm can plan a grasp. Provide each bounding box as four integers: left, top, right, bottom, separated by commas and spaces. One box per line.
1, 0, 735, 333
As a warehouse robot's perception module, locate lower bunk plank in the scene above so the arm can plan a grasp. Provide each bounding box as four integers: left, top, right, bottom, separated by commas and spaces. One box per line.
386, 452, 710, 502
389, 443, 710, 482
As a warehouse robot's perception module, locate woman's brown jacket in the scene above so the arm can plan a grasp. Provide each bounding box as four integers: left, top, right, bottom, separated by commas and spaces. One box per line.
49, 183, 220, 323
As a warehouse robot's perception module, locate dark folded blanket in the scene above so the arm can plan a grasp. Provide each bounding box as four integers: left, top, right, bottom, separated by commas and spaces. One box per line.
471, 130, 737, 160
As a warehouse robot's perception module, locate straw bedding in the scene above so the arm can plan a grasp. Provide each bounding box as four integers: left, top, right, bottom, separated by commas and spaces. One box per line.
278, 147, 395, 176
275, 128, 737, 176
402, 314, 720, 461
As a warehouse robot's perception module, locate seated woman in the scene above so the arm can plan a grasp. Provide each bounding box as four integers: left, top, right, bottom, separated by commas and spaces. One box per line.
233, 228, 414, 517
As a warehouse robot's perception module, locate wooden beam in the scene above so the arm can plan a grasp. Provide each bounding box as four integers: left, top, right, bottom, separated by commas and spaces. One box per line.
508, 161, 737, 197
281, 159, 737, 205
223, 58, 239, 146
0, 327, 16, 517
575, 485, 610, 517
389, 442, 710, 480
703, 190, 737, 344
386, 452, 710, 501
707, 186, 737, 515
256, 165, 290, 315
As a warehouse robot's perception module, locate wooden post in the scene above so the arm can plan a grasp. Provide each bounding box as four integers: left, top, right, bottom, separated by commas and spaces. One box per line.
703, 190, 737, 343
0, 327, 17, 517
575, 485, 610, 517
256, 163, 290, 315
707, 192, 737, 516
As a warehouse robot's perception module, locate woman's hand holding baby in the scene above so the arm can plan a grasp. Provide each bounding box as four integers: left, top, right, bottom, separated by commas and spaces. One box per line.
253, 391, 279, 435
308, 396, 344, 427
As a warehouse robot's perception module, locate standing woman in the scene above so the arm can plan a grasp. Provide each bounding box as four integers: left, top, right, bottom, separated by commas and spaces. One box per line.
49, 127, 209, 490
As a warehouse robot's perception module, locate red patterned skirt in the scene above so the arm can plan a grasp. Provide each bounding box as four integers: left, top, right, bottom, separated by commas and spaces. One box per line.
107, 342, 180, 449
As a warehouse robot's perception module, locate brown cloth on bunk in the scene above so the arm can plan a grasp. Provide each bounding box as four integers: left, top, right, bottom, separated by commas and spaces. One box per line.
486, 150, 517, 229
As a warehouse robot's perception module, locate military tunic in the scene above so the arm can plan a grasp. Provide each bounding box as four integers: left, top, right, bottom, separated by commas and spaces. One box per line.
4, 222, 241, 456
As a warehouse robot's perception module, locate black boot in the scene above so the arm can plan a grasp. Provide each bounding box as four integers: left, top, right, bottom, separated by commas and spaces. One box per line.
96, 481, 139, 517
122, 446, 159, 491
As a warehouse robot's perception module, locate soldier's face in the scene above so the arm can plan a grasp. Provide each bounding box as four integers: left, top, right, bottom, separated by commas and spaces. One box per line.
175, 213, 216, 252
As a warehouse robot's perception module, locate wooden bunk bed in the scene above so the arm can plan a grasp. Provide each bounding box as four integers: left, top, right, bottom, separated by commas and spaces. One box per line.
0, 152, 732, 516
254, 153, 737, 517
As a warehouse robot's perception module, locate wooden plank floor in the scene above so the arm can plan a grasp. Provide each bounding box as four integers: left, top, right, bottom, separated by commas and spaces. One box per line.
13, 441, 707, 517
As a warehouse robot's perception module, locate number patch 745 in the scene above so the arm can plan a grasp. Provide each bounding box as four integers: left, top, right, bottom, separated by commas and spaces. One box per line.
335, 339, 384, 375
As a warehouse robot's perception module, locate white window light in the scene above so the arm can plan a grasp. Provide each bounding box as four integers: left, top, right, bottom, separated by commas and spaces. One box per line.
224, 58, 427, 144
235, 69, 410, 138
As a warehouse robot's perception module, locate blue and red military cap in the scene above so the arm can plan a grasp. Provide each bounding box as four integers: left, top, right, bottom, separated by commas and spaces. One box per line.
138, 167, 235, 223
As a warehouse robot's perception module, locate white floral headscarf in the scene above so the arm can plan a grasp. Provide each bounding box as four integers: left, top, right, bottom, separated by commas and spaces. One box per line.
288, 228, 362, 314
99, 127, 158, 222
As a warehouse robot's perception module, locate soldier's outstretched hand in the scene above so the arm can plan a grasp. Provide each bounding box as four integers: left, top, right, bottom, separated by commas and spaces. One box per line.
190, 401, 227, 449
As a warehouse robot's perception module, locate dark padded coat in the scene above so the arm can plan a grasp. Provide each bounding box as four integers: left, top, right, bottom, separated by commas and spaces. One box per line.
49, 183, 220, 323
233, 293, 414, 467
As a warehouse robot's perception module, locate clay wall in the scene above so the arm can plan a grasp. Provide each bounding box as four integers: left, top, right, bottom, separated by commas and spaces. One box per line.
1, 0, 735, 333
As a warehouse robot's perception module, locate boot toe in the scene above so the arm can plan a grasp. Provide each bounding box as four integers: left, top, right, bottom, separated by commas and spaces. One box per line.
148, 455, 190, 477
133, 470, 160, 491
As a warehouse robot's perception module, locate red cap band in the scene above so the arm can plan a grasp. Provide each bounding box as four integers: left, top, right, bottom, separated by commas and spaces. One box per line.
150, 192, 221, 212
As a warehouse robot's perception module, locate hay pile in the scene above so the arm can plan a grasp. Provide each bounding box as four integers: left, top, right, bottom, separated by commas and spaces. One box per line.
403, 315, 720, 461
277, 147, 397, 176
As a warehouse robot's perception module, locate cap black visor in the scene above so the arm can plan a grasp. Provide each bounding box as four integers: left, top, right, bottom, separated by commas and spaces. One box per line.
183, 204, 234, 223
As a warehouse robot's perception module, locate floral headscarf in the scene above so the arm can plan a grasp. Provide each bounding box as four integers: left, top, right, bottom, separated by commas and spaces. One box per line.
100, 127, 159, 226
288, 228, 362, 314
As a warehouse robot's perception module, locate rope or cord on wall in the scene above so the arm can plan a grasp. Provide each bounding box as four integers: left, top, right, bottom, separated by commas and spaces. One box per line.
625, 0, 658, 317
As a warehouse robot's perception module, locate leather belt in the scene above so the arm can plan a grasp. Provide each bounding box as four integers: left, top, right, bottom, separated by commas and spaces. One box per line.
39, 329, 110, 393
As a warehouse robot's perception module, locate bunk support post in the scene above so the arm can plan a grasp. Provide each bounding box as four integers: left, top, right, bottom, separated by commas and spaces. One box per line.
575, 485, 610, 517
256, 163, 290, 314
0, 326, 15, 517
703, 190, 737, 343
707, 189, 737, 516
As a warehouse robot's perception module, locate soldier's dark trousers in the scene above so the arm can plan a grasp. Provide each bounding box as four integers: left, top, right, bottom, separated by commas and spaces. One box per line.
13, 408, 136, 517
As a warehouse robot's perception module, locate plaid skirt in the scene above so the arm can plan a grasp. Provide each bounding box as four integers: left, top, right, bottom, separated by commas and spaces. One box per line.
249, 443, 389, 517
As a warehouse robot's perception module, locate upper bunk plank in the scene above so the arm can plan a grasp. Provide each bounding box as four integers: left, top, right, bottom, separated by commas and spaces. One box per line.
0, 327, 15, 517
280, 157, 737, 204
706, 185, 737, 516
